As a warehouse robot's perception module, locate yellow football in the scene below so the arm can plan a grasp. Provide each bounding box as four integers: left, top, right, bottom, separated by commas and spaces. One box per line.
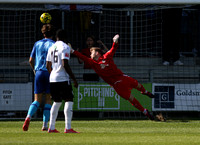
40, 13, 52, 24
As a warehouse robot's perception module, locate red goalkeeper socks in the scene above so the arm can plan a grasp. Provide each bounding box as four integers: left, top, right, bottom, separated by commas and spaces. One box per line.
129, 98, 145, 112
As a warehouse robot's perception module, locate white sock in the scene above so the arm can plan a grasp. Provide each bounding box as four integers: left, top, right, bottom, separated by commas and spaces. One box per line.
49, 102, 62, 130
26, 115, 31, 120
64, 102, 74, 130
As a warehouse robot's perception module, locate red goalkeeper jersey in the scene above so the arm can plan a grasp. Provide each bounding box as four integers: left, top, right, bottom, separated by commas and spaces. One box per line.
80, 47, 92, 69
73, 42, 123, 86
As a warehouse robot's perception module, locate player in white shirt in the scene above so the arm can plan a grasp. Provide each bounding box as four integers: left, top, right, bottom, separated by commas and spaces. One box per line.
46, 29, 79, 133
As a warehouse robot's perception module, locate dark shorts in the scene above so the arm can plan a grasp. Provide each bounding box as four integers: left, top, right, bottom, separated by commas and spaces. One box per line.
34, 70, 50, 94
50, 81, 74, 102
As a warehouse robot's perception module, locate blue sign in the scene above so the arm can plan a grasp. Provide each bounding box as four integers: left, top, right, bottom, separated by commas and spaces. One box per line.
154, 86, 175, 109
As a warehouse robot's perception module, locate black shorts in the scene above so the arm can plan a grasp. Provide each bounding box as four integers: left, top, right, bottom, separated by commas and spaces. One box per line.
50, 81, 74, 102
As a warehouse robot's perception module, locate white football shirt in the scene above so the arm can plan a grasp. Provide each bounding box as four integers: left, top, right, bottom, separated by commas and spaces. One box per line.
46, 41, 71, 82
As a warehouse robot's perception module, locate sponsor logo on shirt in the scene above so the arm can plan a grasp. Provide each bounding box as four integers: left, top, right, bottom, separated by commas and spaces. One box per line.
100, 60, 109, 69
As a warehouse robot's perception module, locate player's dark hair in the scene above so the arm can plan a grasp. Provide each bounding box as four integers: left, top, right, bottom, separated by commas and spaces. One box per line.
90, 47, 103, 55
41, 24, 55, 38
56, 29, 67, 42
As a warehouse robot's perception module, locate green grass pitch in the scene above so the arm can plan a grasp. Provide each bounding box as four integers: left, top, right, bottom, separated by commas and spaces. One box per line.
0, 120, 200, 145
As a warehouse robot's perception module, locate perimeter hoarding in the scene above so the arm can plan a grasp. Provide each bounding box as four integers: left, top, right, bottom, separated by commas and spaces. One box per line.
0, 83, 32, 111
59, 83, 152, 111
152, 83, 200, 111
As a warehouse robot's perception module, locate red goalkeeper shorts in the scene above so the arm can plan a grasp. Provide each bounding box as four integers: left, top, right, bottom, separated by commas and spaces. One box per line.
112, 75, 138, 100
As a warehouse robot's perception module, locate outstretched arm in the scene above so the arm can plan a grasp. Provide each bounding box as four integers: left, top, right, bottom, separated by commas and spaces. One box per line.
77, 48, 84, 64
68, 43, 85, 64
104, 34, 119, 58
70, 48, 94, 66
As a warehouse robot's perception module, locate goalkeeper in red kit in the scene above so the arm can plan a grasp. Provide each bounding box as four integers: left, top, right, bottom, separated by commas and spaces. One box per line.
70, 34, 155, 120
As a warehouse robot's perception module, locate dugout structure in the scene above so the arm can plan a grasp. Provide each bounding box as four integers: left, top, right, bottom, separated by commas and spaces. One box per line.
0, 2, 200, 119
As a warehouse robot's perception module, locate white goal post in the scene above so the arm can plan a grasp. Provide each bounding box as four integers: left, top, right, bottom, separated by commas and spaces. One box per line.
0, 0, 200, 4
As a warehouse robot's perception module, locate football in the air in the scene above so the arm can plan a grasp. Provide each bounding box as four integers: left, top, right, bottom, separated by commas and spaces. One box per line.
40, 13, 52, 24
